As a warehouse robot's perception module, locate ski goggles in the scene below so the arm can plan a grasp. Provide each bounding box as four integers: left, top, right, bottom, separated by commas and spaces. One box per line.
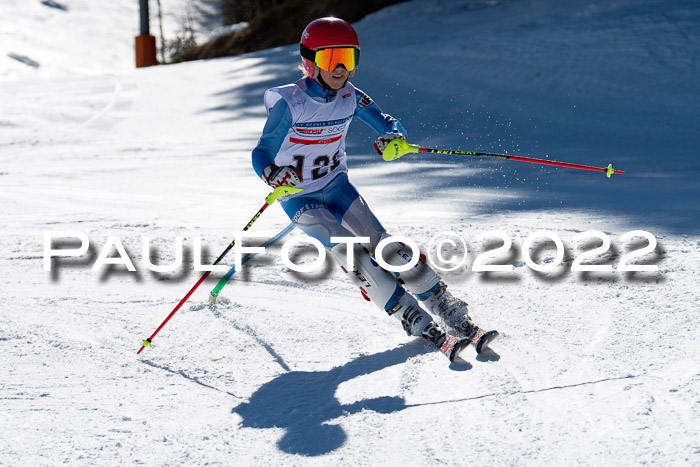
302, 45, 360, 72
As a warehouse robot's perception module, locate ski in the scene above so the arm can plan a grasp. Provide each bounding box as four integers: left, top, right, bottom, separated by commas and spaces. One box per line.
437, 329, 499, 361
474, 329, 499, 354
438, 335, 472, 361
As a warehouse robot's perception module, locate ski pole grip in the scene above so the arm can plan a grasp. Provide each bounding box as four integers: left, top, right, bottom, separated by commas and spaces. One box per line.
383, 138, 420, 161
265, 185, 303, 204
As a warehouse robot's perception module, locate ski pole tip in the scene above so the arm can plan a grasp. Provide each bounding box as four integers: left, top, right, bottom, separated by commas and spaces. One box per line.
208, 292, 219, 305
606, 164, 614, 178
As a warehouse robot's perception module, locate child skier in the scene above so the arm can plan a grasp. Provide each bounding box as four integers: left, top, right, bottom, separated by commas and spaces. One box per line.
251, 17, 495, 359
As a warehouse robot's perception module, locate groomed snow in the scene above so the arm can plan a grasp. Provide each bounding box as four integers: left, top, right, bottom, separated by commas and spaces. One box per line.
1, 0, 699, 465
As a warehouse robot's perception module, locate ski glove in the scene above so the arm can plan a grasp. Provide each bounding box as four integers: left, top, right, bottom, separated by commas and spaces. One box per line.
262, 164, 302, 188
374, 132, 406, 157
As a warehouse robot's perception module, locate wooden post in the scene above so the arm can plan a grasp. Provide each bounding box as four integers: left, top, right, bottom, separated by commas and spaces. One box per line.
135, 34, 158, 68
136, 0, 158, 68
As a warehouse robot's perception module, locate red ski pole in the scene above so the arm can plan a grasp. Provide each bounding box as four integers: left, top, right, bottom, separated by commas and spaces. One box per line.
382, 138, 625, 178
137, 185, 301, 354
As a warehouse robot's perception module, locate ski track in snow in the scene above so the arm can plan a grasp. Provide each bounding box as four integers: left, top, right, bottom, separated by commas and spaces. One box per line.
2, 0, 700, 465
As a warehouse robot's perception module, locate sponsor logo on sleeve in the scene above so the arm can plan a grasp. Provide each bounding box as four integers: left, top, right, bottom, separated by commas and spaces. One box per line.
358, 93, 374, 109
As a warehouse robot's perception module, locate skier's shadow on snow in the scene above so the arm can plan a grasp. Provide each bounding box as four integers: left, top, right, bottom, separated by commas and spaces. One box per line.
232, 343, 431, 456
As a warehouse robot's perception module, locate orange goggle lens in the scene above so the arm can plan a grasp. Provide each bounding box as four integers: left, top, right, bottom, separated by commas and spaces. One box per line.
314, 47, 359, 72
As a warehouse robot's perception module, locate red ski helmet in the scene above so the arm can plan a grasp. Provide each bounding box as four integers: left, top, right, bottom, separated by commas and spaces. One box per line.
300, 17, 360, 79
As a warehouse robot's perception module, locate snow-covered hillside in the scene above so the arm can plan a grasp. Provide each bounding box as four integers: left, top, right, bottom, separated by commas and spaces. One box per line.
1, 0, 699, 465
0, 0, 219, 80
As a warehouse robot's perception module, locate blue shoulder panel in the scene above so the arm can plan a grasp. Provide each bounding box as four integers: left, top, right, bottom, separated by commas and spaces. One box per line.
251, 98, 293, 178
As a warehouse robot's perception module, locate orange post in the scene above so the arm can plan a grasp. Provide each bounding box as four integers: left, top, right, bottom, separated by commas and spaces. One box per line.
135, 34, 158, 68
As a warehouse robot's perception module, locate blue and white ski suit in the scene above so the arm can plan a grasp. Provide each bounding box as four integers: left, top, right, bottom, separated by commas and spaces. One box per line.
252, 77, 443, 339
252, 77, 405, 249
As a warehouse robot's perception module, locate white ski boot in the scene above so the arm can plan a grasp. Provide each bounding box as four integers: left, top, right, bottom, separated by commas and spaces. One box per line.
385, 291, 447, 348
421, 281, 477, 339
331, 242, 448, 349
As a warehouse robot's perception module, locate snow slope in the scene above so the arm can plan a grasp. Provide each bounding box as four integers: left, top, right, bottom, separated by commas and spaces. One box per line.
1, 0, 699, 465
0, 0, 219, 81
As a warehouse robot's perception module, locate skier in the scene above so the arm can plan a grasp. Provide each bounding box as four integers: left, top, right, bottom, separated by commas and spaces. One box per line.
251, 17, 494, 358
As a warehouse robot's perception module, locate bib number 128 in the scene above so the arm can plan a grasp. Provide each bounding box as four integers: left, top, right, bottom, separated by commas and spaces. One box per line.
293, 150, 341, 180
